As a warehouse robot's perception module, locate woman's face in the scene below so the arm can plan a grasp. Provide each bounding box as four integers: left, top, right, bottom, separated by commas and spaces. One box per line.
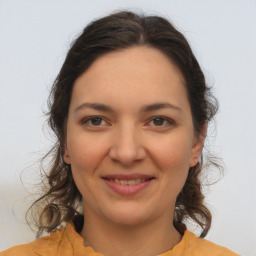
64, 46, 203, 227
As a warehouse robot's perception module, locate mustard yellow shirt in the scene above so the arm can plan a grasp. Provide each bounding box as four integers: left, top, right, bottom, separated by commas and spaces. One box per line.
0, 222, 239, 256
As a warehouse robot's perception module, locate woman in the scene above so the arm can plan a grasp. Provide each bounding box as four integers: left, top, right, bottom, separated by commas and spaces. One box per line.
1, 11, 239, 256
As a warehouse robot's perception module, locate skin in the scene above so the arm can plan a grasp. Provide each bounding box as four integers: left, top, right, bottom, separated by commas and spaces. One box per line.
64, 46, 204, 256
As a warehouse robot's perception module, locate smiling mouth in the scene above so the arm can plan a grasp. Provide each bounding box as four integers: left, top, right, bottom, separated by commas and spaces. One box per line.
102, 175, 155, 195
102, 177, 155, 185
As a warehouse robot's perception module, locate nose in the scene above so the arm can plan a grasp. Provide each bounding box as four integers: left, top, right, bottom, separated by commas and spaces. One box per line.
108, 125, 146, 166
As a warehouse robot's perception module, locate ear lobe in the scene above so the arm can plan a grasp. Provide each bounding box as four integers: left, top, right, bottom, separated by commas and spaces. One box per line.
63, 145, 71, 164
189, 124, 207, 167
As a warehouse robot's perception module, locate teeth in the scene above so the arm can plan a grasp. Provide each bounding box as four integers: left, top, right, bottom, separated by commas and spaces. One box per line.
128, 180, 136, 185
108, 178, 149, 185
114, 179, 120, 184
120, 180, 127, 185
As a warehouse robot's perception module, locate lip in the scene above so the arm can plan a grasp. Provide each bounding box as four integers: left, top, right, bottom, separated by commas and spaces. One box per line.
102, 174, 154, 180
102, 174, 155, 196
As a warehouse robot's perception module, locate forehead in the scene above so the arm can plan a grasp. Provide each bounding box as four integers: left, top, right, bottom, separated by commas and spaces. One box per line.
70, 46, 189, 112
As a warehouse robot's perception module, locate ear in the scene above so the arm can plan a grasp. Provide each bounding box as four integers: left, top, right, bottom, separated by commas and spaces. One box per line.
189, 124, 207, 167
63, 143, 71, 164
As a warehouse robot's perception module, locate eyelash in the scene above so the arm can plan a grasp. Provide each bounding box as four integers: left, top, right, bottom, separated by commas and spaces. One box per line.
81, 116, 109, 127
81, 116, 175, 128
146, 116, 175, 127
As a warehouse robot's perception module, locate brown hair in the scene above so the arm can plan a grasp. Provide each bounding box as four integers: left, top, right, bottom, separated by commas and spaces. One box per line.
27, 10, 218, 238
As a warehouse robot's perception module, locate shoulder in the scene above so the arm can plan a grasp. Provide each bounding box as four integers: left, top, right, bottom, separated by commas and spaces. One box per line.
0, 226, 66, 256
182, 230, 240, 256
0, 243, 34, 256
0, 222, 101, 256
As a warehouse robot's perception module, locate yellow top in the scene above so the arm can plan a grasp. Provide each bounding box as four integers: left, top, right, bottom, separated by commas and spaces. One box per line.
0, 222, 239, 256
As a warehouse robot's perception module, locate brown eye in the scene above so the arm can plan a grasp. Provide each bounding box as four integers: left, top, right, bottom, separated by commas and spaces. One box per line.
146, 116, 174, 127
152, 117, 165, 126
82, 116, 108, 127
90, 117, 103, 126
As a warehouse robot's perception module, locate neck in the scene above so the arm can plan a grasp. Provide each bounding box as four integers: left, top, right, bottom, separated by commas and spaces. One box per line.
80, 208, 181, 256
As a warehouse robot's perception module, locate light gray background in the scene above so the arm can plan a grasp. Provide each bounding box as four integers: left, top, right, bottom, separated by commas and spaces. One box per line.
0, 1, 255, 255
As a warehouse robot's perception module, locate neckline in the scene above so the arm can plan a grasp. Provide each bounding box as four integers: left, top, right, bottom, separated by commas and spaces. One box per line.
65, 221, 197, 256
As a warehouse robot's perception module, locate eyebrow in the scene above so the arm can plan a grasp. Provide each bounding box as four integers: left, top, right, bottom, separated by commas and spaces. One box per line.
74, 103, 115, 113
141, 103, 181, 112
74, 102, 181, 113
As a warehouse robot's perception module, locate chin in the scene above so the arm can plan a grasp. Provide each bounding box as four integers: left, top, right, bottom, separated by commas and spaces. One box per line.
103, 205, 153, 228
110, 215, 148, 227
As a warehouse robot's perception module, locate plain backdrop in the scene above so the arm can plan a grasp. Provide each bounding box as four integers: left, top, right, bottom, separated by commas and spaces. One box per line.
0, 1, 255, 255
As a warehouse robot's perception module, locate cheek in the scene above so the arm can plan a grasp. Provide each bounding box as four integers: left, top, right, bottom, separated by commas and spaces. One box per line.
67, 134, 110, 201
148, 132, 193, 196
67, 133, 109, 173
149, 133, 192, 170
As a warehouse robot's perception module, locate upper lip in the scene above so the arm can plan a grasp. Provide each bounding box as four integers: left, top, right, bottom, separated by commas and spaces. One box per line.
102, 174, 155, 180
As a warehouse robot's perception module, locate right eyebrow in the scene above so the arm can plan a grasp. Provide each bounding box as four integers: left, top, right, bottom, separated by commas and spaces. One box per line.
74, 103, 115, 113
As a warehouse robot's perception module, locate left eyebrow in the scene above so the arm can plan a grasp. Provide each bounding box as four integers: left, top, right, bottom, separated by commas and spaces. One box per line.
140, 103, 182, 112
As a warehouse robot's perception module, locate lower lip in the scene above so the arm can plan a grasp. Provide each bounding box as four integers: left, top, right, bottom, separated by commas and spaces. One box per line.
103, 179, 154, 196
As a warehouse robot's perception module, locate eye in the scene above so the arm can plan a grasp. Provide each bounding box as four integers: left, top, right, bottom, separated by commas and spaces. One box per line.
146, 116, 174, 127
81, 116, 109, 127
